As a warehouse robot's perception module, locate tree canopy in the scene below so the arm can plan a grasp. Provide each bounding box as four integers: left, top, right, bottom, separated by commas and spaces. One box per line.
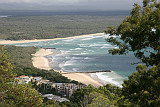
122, 64, 160, 106
0, 47, 43, 107
105, 0, 160, 106
105, 0, 160, 66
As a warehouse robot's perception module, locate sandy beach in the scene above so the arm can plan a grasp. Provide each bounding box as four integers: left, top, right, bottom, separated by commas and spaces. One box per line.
32, 48, 103, 87
0, 33, 104, 45
32, 49, 53, 70
62, 73, 103, 87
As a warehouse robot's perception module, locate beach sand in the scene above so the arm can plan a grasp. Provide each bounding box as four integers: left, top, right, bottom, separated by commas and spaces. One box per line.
62, 73, 103, 87
32, 48, 103, 87
32, 48, 53, 70
0, 33, 104, 45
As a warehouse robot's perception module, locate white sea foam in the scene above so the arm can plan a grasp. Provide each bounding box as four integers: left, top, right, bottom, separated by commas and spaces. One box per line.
103, 34, 120, 39
103, 44, 112, 46
62, 39, 75, 42
84, 57, 92, 60
81, 37, 94, 41
66, 56, 71, 59
72, 68, 78, 72
89, 44, 103, 47
63, 61, 73, 66
15, 44, 28, 47
72, 56, 84, 60
87, 50, 94, 53
70, 48, 82, 51
54, 42, 62, 44
81, 52, 89, 55
100, 46, 115, 49
59, 50, 71, 54
78, 44, 90, 47
94, 71, 123, 87
62, 58, 78, 67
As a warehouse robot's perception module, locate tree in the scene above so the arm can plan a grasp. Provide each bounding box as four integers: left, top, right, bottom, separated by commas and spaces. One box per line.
0, 47, 43, 107
71, 85, 121, 107
43, 100, 63, 107
86, 92, 115, 107
105, 0, 160, 66
122, 64, 160, 107
105, 0, 160, 106
4, 84, 43, 107
0, 46, 14, 84
71, 85, 96, 107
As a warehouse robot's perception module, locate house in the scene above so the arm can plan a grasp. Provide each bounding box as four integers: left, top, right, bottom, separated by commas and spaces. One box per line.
43, 94, 69, 102
52, 83, 86, 97
36, 79, 50, 86
32, 77, 42, 82
15, 75, 32, 84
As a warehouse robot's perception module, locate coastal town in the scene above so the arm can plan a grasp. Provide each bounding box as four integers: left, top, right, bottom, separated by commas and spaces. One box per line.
15, 75, 86, 102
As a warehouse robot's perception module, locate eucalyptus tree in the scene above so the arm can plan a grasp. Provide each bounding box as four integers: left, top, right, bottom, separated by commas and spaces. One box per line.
105, 0, 160, 66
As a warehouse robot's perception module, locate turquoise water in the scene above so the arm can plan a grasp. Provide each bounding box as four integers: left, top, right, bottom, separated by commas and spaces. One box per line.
10, 34, 139, 87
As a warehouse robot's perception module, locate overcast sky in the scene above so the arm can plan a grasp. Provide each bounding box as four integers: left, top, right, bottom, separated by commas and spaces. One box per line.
0, 0, 142, 11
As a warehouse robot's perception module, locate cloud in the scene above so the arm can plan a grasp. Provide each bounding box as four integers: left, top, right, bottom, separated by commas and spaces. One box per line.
0, 0, 79, 4
0, 0, 143, 10
0, 0, 141, 4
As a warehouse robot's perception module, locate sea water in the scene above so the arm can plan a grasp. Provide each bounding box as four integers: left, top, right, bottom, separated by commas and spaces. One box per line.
11, 34, 139, 87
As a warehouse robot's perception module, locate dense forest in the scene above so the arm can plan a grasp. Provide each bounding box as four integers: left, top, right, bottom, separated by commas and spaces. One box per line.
0, 15, 124, 40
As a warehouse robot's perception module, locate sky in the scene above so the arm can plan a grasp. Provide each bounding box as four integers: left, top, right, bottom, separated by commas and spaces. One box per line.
0, 0, 142, 11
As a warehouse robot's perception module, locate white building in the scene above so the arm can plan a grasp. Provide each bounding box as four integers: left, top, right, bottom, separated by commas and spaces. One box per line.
32, 77, 42, 82
43, 94, 69, 102
15, 75, 32, 84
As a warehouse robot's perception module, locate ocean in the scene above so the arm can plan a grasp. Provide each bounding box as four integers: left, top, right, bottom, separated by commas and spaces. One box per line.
0, 10, 130, 16
11, 34, 139, 87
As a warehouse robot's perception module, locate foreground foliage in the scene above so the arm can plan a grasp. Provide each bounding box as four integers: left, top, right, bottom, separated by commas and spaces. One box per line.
105, 0, 160, 66
105, 0, 160, 107
122, 64, 160, 107
0, 47, 43, 107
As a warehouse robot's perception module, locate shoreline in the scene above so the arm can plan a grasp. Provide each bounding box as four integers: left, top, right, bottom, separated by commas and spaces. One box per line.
32, 48, 53, 70
32, 48, 104, 87
0, 33, 104, 45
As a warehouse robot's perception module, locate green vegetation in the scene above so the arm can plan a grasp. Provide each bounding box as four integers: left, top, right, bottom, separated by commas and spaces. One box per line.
71, 84, 121, 107
105, 0, 160, 66
105, 0, 160, 106
0, 15, 124, 40
4, 45, 37, 68
122, 64, 160, 106
0, 47, 43, 107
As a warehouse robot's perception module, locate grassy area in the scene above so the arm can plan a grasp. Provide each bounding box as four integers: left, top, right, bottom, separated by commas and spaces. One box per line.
0, 15, 124, 40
